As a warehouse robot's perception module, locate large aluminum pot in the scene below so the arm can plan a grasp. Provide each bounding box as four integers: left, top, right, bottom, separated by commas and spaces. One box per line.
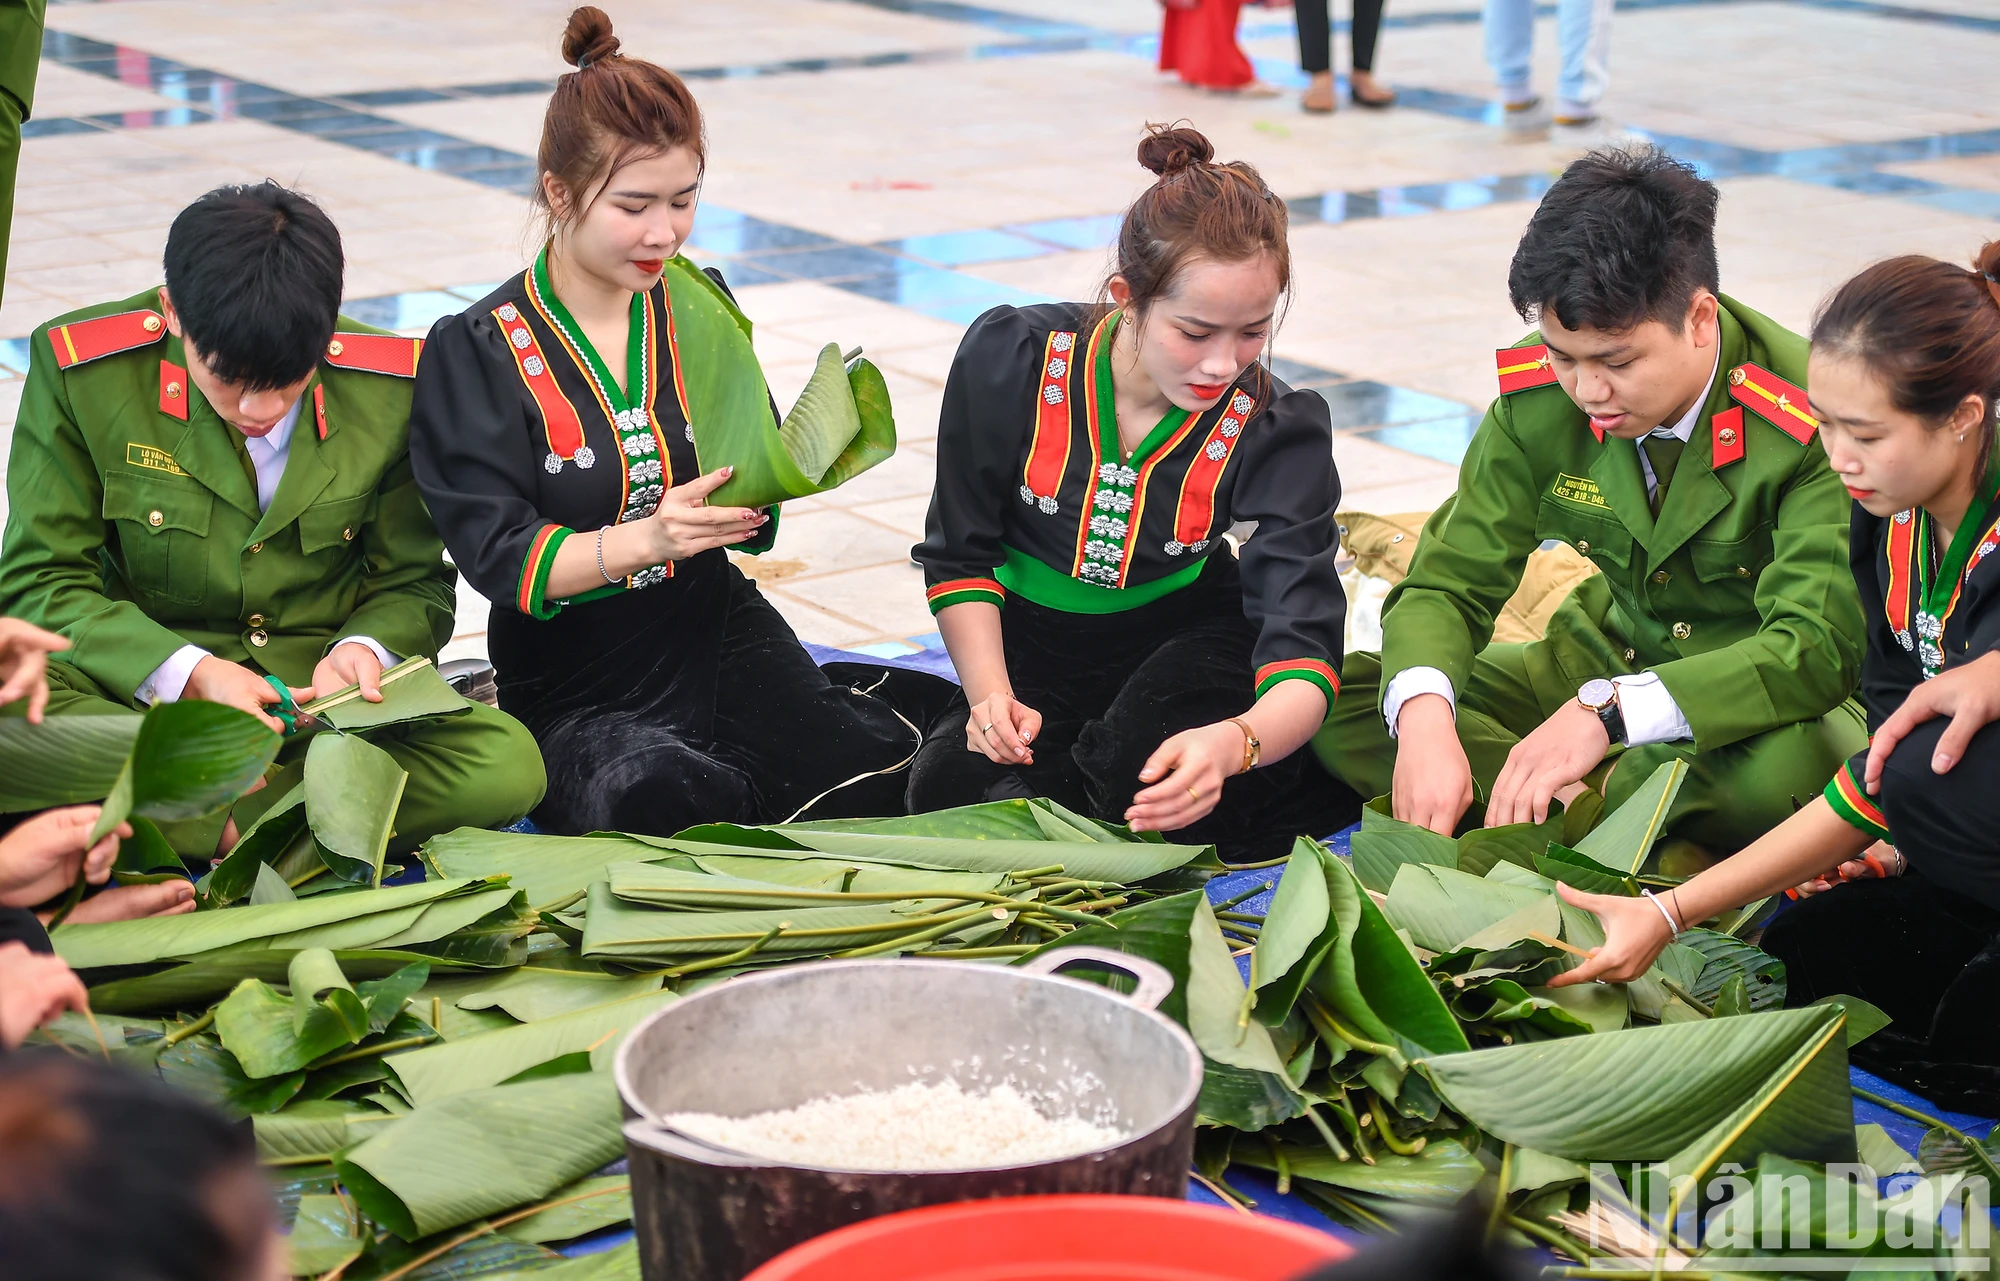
614, 947, 1202, 1281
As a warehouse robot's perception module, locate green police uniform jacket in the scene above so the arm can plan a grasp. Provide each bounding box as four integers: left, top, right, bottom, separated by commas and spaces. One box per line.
1380, 295, 1863, 753
0, 288, 456, 700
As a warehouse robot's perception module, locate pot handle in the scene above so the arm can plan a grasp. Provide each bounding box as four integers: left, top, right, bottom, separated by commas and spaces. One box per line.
1018, 946, 1175, 1011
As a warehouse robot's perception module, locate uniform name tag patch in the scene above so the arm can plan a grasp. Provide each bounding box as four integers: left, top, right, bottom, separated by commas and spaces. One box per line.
1551, 473, 1608, 509
126, 443, 188, 476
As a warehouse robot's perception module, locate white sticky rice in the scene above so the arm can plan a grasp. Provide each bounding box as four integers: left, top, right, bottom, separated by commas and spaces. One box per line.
664, 1078, 1126, 1171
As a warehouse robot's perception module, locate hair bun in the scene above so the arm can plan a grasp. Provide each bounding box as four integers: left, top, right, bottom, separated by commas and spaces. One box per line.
1137, 123, 1214, 178
561, 5, 621, 69
1977, 239, 2000, 312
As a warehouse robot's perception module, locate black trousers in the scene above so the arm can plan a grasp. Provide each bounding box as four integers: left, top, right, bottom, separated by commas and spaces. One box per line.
1761, 715, 2000, 1111
905, 558, 1359, 863
1765, 873, 2000, 1113
495, 555, 951, 839
1296, 0, 1385, 73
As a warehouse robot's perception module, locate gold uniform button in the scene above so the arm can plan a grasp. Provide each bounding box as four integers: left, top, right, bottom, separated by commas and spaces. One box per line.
341, 527, 355, 541
249, 542, 263, 554
142, 314, 162, 333
1623, 648, 1637, 663
1575, 539, 1590, 554
247, 613, 265, 627
1651, 570, 1670, 584
1728, 367, 1747, 387
165, 381, 181, 399
147, 509, 164, 527
1718, 426, 1738, 447
327, 339, 345, 357
249, 629, 269, 647
1672, 621, 1692, 640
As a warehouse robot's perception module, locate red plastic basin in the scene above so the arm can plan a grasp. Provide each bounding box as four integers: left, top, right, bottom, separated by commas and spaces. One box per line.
741, 1194, 1353, 1281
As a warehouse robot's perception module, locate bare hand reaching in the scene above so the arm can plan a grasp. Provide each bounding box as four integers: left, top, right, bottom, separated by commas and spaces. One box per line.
0, 618, 70, 722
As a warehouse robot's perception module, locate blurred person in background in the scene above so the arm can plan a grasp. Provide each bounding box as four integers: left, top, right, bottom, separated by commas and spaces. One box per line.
1159, 0, 1287, 97
1295, 0, 1396, 112
1484, 0, 1612, 134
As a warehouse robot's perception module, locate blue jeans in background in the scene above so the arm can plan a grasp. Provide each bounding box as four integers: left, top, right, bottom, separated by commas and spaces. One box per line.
1483, 0, 1613, 117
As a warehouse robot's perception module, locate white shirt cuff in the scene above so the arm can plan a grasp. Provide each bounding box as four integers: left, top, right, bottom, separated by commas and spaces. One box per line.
1384, 666, 1456, 738
332, 636, 397, 670
135, 644, 210, 706
1612, 671, 1692, 746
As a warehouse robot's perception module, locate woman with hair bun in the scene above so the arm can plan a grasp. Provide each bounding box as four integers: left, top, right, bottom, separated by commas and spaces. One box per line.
408, 7, 927, 836
909, 124, 1356, 860
1555, 241, 2000, 1111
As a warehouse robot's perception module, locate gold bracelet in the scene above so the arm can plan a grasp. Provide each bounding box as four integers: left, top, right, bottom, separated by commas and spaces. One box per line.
1227, 716, 1260, 774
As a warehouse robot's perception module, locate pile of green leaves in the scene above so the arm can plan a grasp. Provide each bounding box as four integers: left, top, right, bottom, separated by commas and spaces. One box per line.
19, 696, 1980, 1280
33, 798, 1217, 1280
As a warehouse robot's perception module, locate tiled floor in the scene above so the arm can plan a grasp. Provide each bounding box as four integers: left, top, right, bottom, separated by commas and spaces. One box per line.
8, 0, 2000, 662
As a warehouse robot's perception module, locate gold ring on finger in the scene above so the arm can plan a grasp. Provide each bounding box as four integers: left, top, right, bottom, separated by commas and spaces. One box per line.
981, 723, 995, 734
1187, 785, 1200, 802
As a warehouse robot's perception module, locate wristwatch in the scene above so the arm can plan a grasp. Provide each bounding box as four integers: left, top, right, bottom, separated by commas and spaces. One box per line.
1577, 678, 1626, 746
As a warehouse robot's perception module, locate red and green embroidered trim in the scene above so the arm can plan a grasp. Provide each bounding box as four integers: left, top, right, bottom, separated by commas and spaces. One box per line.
1167, 387, 1257, 551
925, 577, 1006, 613
1255, 658, 1340, 704
1020, 329, 1077, 514
1822, 760, 1889, 842
494, 284, 588, 469
516, 523, 574, 619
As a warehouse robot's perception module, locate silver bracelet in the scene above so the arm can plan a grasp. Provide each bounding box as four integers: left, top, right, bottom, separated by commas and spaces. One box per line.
595, 526, 619, 585
1641, 889, 1683, 937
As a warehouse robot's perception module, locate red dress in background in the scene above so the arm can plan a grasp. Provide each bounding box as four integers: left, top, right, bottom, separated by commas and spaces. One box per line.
1158, 0, 1254, 89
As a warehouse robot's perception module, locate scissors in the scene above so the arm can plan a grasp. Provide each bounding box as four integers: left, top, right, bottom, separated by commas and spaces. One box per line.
262, 674, 319, 736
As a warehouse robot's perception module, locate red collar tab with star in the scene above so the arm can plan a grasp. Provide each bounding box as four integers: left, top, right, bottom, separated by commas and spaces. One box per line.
323, 332, 422, 378
1495, 344, 1558, 395
1727, 362, 1816, 444
49, 309, 167, 370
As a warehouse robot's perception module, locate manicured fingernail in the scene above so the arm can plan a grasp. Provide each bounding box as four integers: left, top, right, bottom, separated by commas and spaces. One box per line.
721, 466, 733, 477
1935, 754, 1952, 770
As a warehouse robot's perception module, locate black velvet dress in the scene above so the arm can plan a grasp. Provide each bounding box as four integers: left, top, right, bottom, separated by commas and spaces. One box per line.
908, 304, 1360, 861
408, 256, 926, 836
1767, 486, 2000, 1111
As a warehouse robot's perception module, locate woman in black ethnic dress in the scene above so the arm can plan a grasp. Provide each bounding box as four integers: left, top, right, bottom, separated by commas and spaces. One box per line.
908, 127, 1359, 861
408, 11, 922, 836
1556, 241, 2000, 1111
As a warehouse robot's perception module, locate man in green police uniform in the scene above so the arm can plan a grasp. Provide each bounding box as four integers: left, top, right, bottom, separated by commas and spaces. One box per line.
0, 181, 546, 853
0, 0, 44, 305
1315, 145, 1866, 855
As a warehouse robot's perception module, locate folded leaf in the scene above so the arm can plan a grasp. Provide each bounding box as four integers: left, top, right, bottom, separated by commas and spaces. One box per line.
303, 655, 470, 731
496, 1175, 632, 1244
1423, 1004, 1854, 1163
1381, 862, 1547, 954
336, 1071, 625, 1239
456, 962, 663, 1023
305, 732, 407, 886
0, 712, 140, 810
580, 881, 926, 959
54, 878, 484, 970
386, 988, 677, 1105
1232, 1138, 1485, 1204
286, 1193, 365, 1276
1575, 759, 1688, 875
1311, 848, 1468, 1060
90, 701, 282, 842
422, 829, 661, 911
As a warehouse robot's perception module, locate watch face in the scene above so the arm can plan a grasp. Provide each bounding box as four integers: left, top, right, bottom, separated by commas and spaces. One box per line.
1578, 678, 1617, 710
